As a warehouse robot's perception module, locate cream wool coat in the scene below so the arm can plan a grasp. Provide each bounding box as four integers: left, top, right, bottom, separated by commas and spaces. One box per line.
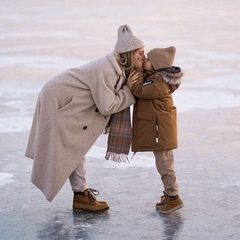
25, 51, 135, 202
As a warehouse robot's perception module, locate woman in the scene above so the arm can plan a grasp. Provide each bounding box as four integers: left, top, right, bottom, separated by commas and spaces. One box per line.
25, 24, 145, 212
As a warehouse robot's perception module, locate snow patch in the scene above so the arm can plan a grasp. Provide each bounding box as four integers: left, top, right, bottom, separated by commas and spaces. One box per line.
0, 173, 14, 187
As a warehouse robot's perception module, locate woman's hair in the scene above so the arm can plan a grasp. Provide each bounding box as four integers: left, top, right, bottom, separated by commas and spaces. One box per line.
118, 50, 136, 79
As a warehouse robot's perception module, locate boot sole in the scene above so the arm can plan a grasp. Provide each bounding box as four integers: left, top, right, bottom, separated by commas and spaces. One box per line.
73, 206, 109, 213
157, 203, 184, 214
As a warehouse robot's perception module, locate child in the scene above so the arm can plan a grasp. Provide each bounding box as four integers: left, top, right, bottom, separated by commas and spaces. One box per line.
129, 46, 184, 214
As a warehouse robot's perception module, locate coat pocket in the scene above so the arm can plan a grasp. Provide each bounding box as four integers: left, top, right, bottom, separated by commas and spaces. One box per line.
135, 111, 157, 148
58, 97, 74, 111
156, 107, 177, 148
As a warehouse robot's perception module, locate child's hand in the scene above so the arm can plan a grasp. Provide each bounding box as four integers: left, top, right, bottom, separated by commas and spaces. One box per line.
126, 70, 139, 89
133, 55, 143, 68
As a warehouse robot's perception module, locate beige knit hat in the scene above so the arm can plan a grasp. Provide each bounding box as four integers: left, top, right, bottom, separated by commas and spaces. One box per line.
147, 46, 176, 70
115, 24, 144, 53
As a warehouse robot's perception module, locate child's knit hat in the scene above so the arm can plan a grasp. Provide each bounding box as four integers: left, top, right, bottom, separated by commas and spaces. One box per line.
147, 46, 176, 70
115, 24, 144, 53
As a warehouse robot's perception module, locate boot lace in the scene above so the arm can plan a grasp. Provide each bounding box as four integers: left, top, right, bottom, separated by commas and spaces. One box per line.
160, 191, 170, 204
88, 188, 99, 202
160, 194, 167, 204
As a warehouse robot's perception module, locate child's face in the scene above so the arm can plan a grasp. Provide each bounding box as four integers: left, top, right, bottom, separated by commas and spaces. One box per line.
143, 58, 152, 71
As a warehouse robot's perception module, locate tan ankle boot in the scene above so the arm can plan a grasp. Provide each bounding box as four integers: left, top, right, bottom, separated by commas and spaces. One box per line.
156, 191, 184, 214
73, 188, 109, 213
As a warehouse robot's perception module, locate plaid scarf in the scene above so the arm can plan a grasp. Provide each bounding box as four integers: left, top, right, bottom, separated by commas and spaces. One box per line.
105, 107, 132, 162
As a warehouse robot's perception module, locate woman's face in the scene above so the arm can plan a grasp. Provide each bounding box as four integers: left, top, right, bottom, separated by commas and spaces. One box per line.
133, 47, 145, 66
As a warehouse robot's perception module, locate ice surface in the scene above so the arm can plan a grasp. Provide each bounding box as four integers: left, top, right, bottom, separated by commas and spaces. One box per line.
0, 0, 240, 239
1, 75, 240, 132
0, 172, 14, 187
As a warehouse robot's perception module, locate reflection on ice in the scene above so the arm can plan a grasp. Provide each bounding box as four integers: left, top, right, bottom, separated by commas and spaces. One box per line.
37, 211, 110, 240
36, 208, 184, 240
159, 211, 184, 240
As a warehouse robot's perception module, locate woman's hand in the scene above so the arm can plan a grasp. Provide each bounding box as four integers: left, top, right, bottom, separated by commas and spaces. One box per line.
126, 70, 139, 89
133, 55, 143, 68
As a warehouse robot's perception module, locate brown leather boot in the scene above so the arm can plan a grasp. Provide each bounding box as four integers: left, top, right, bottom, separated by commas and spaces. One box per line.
73, 188, 109, 213
156, 191, 184, 214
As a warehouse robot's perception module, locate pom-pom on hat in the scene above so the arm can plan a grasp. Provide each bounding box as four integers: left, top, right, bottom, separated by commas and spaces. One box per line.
147, 46, 176, 70
115, 24, 144, 54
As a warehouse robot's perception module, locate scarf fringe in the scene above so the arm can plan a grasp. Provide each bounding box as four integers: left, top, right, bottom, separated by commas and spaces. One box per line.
105, 151, 130, 163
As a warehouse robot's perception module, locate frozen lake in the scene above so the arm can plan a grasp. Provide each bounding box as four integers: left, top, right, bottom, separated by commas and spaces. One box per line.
0, 0, 240, 239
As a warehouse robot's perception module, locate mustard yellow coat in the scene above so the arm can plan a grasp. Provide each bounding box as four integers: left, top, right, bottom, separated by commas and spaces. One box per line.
131, 67, 183, 152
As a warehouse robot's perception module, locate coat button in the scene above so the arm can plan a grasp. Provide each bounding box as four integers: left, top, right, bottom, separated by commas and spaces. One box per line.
95, 108, 99, 112
83, 126, 87, 130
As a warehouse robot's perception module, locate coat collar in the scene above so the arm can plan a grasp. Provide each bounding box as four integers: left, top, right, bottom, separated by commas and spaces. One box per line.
107, 51, 125, 77
154, 67, 183, 85
107, 51, 126, 92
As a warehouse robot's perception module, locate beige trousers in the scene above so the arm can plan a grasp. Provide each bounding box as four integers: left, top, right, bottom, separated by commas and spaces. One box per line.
69, 158, 88, 192
153, 150, 179, 196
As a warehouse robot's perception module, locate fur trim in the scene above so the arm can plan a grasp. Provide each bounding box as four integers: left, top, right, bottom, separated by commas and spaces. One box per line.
154, 70, 183, 85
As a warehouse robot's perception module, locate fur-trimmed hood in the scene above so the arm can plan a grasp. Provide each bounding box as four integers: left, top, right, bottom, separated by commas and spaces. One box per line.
154, 66, 183, 85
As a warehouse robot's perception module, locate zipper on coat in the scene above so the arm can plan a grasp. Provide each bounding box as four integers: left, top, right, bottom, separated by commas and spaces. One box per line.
156, 124, 159, 143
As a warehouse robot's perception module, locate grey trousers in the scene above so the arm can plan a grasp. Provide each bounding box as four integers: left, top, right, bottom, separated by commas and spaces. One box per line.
153, 150, 179, 196
69, 158, 88, 192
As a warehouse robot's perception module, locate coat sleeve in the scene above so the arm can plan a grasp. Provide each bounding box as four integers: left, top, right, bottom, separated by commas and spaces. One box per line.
88, 59, 135, 116
131, 68, 162, 99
